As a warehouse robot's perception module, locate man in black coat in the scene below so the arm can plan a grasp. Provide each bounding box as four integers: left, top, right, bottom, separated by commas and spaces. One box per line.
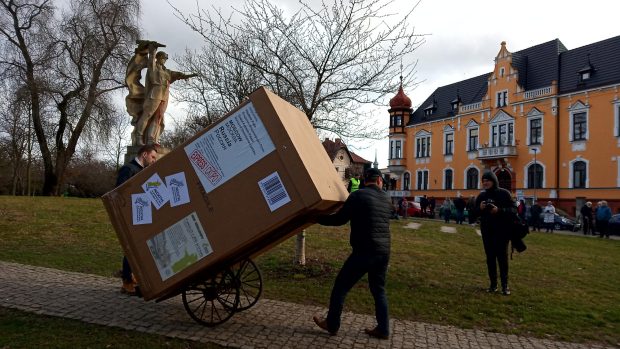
313, 168, 393, 340
580, 201, 593, 235
529, 200, 542, 231
473, 170, 516, 296
116, 144, 158, 295
454, 194, 466, 224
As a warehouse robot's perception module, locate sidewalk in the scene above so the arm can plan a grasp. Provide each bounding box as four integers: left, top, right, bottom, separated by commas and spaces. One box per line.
0, 261, 614, 349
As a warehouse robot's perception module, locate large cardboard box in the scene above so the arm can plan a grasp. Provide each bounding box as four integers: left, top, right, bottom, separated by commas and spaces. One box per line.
102, 87, 348, 301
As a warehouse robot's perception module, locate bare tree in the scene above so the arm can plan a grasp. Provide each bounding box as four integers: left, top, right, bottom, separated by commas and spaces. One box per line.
0, 83, 28, 194
172, 0, 423, 140
171, 0, 424, 264
0, 0, 140, 195
101, 110, 131, 172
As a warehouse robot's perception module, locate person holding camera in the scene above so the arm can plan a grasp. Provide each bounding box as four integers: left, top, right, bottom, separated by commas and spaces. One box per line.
473, 170, 516, 295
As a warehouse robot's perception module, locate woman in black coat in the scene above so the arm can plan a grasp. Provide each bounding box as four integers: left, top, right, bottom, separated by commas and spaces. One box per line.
473, 170, 516, 295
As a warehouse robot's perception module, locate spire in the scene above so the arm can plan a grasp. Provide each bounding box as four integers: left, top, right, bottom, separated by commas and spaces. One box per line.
373, 149, 379, 169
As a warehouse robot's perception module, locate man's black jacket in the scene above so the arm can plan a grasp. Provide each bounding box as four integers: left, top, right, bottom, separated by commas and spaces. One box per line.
318, 185, 393, 255
116, 158, 144, 187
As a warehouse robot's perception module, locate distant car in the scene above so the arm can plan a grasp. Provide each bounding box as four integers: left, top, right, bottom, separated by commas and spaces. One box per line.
399, 201, 422, 217
608, 214, 620, 235
540, 213, 581, 232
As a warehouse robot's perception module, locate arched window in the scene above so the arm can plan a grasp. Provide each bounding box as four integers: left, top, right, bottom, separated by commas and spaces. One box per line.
466, 168, 479, 189
527, 164, 543, 189
403, 173, 410, 190
444, 169, 453, 190
573, 161, 587, 188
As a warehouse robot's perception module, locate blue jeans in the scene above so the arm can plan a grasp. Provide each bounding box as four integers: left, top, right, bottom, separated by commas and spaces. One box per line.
326, 252, 390, 335
121, 256, 133, 283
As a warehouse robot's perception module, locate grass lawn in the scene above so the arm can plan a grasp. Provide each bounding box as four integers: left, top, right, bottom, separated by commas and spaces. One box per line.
1, 196, 619, 346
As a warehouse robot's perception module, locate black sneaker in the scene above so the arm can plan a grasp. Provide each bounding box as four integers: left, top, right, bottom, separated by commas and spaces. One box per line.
487, 286, 498, 293
502, 287, 511, 296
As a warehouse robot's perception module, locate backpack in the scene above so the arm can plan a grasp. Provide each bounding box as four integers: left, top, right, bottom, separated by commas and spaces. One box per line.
510, 213, 529, 255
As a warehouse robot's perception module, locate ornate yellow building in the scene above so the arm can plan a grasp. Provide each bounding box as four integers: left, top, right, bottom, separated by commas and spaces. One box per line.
387, 36, 620, 215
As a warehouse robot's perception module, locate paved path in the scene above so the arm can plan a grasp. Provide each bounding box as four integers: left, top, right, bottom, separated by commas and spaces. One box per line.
0, 261, 614, 349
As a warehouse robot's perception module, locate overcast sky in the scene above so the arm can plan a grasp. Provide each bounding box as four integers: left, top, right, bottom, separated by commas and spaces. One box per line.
139, 0, 620, 168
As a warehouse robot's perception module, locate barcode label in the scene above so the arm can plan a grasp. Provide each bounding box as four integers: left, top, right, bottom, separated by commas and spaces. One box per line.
258, 172, 291, 212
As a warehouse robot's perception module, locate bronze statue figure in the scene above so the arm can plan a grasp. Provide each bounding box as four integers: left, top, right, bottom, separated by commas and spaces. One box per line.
125, 40, 197, 146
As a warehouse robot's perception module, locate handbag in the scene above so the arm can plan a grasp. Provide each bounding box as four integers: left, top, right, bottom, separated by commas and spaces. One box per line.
510, 213, 529, 254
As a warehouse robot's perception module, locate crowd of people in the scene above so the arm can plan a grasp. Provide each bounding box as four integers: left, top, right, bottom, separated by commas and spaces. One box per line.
391, 192, 615, 238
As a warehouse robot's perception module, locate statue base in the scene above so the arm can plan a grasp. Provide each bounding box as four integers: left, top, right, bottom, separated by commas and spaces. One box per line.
123, 145, 171, 165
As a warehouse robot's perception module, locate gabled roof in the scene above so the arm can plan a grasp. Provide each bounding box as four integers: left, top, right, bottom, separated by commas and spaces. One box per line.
409, 73, 490, 125
350, 151, 371, 164
407, 35, 620, 126
511, 39, 567, 91
321, 138, 371, 164
559, 36, 620, 93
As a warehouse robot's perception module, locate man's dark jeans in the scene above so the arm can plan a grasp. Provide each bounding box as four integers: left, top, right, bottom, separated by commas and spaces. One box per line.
482, 233, 509, 288
326, 252, 389, 336
121, 256, 133, 282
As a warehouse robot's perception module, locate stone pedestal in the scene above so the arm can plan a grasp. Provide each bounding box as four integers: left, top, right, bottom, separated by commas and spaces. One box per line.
123, 145, 171, 165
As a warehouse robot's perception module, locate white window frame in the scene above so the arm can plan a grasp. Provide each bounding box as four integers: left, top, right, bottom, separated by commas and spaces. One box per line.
416, 169, 429, 190
496, 90, 508, 107
488, 110, 515, 147
403, 171, 411, 190
526, 108, 544, 146
443, 125, 454, 156
568, 101, 589, 142
443, 167, 454, 190
463, 165, 480, 190
465, 120, 479, 152
522, 161, 546, 189
569, 158, 589, 189
415, 130, 432, 158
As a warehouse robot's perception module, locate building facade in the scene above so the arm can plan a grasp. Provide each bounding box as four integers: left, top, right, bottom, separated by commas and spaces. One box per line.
387, 36, 620, 216
322, 138, 372, 186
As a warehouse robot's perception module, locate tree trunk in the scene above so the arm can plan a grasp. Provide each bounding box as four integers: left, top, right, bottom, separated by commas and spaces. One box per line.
295, 230, 306, 266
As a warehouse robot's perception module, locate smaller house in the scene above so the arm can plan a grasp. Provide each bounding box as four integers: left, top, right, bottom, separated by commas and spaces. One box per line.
321, 138, 371, 184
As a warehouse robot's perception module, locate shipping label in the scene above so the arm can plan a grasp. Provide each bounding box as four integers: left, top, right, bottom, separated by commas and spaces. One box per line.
146, 212, 213, 281
258, 171, 291, 212
142, 173, 170, 210
165, 172, 190, 207
184, 103, 276, 193
131, 193, 153, 225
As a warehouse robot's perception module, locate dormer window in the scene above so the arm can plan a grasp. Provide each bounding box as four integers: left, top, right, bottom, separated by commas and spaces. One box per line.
578, 57, 594, 82
499, 67, 505, 77
451, 98, 460, 112
424, 104, 436, 116
580, 71, 591, 81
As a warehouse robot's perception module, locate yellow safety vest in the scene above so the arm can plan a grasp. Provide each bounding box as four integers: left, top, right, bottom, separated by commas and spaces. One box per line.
350, 177, 360, 192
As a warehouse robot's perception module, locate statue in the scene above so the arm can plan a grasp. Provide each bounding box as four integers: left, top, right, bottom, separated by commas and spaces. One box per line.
125, 40, 197, 146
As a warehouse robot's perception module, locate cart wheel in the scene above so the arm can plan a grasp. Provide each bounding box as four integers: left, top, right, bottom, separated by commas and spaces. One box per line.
231, 258, 263, 311
182, 269, 239, 326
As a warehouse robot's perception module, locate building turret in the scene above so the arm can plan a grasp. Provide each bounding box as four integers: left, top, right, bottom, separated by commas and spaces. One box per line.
387, 77, 412, 178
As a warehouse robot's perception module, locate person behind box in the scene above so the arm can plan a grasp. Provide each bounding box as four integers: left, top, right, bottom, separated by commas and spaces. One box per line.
313, 168, 394, 340
116, 144, 158, 296
347, 174, 362, 193
472, 170, 516, 296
